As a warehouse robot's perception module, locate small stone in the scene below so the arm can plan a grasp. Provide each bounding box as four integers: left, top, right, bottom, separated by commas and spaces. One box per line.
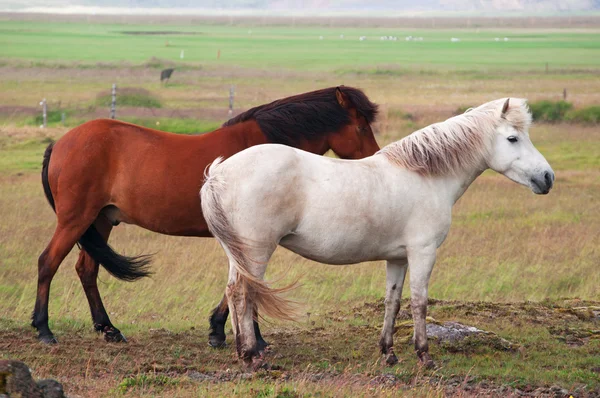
187, 371, 214, 382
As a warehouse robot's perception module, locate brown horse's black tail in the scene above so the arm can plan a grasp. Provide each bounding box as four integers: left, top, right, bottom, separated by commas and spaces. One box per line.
42, 142, 56, 211
41, 142, 152, 282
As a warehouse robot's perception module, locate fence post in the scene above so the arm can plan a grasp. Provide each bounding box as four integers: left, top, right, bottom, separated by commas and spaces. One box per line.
110, 83, 117, 119
563, 88, 567, 101
39, 98, 47, 128
228, 85, 235, 116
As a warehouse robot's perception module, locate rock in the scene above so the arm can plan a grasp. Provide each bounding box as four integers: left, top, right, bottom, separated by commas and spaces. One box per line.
0, 360, 65, 398
426, 321, 517, 351
38, 379, 66, 398
427, 322, 485, 342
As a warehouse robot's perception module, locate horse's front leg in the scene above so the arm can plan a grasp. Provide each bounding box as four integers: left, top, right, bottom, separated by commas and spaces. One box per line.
408, 245, 436, 368
379, 259, 408, 365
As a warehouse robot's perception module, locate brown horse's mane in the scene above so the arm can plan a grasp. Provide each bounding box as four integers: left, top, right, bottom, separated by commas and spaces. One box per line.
222, 86, 379, 146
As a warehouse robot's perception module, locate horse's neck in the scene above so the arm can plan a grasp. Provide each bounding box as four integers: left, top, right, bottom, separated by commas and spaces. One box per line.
443, 162, 487, 205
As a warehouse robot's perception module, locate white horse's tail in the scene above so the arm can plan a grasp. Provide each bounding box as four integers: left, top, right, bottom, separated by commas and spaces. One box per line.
200, 158, 298, 322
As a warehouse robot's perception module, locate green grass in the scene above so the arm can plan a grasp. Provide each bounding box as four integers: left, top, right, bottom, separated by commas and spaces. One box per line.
1, 21, 599, 71
0, 136, 53, 172
119, 117, 221, 134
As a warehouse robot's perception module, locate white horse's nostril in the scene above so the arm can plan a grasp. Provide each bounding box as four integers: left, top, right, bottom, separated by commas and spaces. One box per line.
544, 171, 554, 189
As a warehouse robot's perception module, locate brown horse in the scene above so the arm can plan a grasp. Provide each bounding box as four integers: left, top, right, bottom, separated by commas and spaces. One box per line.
34, 86, 380, 347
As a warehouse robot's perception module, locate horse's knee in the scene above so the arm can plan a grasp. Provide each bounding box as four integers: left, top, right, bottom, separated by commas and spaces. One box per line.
75, 252, 97, 285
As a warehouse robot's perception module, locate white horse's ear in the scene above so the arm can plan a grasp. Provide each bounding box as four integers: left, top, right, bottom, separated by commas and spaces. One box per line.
502, 98, 510, 115
336, 87, 349, 109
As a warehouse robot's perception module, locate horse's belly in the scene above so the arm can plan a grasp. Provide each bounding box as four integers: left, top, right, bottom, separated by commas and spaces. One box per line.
279, 232, 404, 265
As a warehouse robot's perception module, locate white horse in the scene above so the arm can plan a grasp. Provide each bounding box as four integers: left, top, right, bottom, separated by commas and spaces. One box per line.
200, 98, 554, 368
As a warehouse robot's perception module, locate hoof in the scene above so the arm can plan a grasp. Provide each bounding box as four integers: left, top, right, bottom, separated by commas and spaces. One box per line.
38, 334, 58, 344
247, 354, 268, 371
208, 333, 227, 349
256, 339, 270, 353
418, 352, 435, 369
385, 352, 398, 366
104, 328, 127, 343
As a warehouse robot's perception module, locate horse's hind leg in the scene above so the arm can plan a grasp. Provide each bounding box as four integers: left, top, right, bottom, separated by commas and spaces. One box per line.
75, 216, 126, 343
225, 247, 274, 369
32, 221, 94, 343
379, 259, 408, 365
208, 294, 268, 350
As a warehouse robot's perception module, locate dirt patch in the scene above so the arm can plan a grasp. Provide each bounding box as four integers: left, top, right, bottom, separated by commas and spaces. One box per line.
0, 106, 40, 118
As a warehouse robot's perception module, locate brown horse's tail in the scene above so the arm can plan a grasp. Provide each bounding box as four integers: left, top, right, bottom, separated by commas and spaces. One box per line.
41, 142, 152, 282
201, 158, 297, 322
42, 142, 56, 211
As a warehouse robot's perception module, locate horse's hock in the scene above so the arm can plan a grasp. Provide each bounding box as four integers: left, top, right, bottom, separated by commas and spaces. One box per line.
0, 360, 65, 398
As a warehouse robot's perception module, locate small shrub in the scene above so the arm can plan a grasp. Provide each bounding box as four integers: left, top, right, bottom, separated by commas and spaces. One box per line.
143, 56, 177, 69
528, 100, 573, 123
566, 105, 600, 124
96, 88, 162, 108
34, 110, 63, 125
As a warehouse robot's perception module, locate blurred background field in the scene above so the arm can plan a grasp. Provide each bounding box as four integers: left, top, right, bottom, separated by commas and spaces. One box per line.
0, 12, 599, 397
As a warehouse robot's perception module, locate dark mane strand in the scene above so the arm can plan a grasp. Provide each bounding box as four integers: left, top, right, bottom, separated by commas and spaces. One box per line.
222, 86, 378, 146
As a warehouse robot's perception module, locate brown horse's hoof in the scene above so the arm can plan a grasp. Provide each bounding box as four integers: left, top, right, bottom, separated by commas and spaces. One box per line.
104, 328, 127, 343
385, 352, 399, 366
38, 334, 58, 344
256, 338, 269, 353
208, 334, 227, 349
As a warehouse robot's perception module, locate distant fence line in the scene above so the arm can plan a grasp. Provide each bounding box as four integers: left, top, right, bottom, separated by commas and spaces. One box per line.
38, 83, 237, 128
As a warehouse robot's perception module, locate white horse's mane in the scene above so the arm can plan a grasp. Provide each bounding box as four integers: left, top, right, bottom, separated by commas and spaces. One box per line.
378, 98, 532, 176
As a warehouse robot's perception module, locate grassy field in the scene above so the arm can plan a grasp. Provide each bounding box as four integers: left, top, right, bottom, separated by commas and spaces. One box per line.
1, 21, 600, 71
1, 15, 599, 397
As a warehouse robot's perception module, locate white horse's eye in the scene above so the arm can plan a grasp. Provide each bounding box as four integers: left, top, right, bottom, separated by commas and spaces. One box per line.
507, 136, 518, 143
